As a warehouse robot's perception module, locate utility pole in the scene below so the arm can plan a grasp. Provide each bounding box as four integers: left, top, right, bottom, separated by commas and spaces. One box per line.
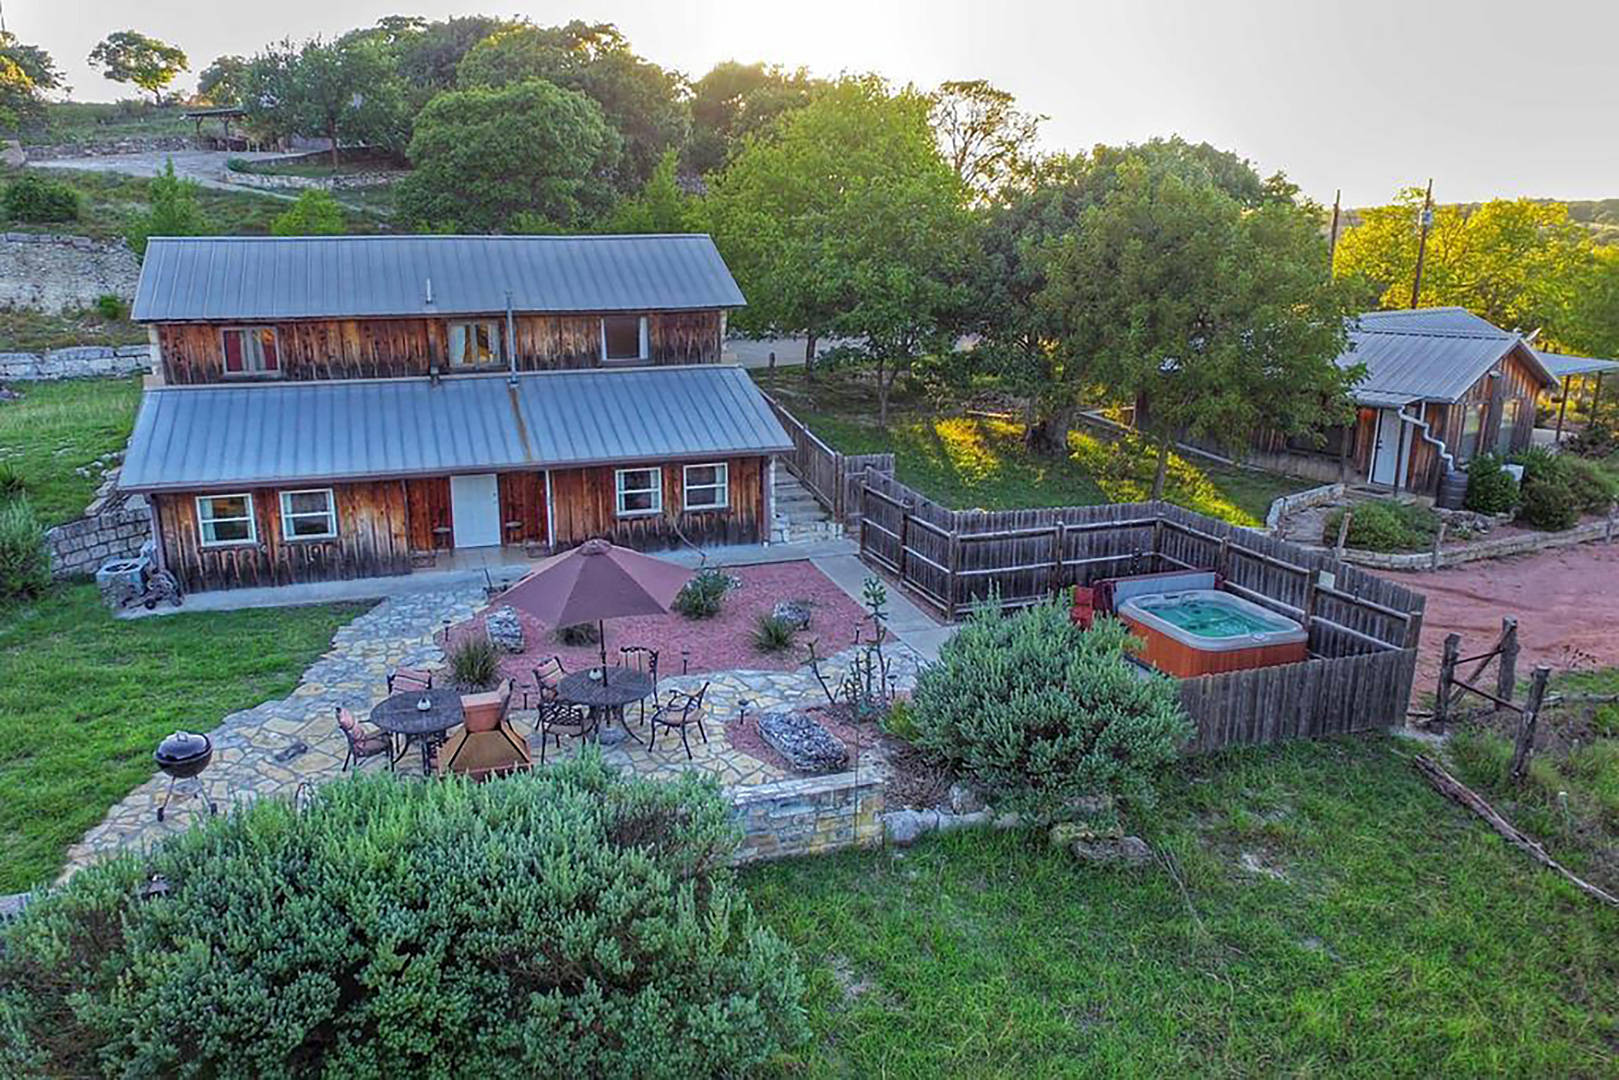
1410, 178, 1434, 309
1327, 189, 1342, 274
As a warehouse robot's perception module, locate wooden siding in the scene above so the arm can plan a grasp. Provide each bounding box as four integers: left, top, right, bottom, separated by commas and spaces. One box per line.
548, 456, 766, 550
154, 482, 411, 592
155, 309, 725, 384
497, 471, 548, 546
405, 477, 452, 551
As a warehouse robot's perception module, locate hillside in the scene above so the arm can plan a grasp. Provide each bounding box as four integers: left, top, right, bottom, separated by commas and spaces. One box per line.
1341, 198, 1619, 245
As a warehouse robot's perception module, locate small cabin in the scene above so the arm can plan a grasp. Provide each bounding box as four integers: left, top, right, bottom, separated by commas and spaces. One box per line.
120, 234, 791, 593
1242, 308, 1559, 495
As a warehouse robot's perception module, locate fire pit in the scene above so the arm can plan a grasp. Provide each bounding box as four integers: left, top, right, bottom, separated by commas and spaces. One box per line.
154, 731, 219, 822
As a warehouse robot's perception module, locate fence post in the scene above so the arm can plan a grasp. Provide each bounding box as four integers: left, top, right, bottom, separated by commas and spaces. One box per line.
858, 484, 872, 563
1046, 524, 1064, 597
898, 500, 913, 586
1495, 617, 1519, 707
946, 529, 961, 620
1334, 509, 1353, 558
1430, 520, 1447, 570
1510, 665, 1552, 782
1216, 536, 1231, 580
832, 450, 846, 520
1434, 632, 1461, 726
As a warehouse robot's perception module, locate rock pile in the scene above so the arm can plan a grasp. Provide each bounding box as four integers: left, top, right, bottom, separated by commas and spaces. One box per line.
758, 710, 848, 773
484, 607, 526, 653
771, 599, 814, 630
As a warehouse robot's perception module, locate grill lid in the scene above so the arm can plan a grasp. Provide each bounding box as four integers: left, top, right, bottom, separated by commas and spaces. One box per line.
155, 730, 211, 765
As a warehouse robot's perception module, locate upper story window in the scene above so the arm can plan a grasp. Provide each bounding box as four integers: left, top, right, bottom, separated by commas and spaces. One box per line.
222, 327, 279, 376
602, 315, 648, 364
683, 463, 729, 510
280, 489, 338, 540
615, 467, 662, 517
449, 321, 502, 367
197, 494, 256, 546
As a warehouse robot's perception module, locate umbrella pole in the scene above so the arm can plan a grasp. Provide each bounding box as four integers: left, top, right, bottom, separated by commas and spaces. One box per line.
599, 619, 608, 683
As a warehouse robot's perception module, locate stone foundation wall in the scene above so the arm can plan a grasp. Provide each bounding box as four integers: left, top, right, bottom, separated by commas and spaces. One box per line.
732, 765, 886, 863
0, 344, 152, 381
0, 232, 141, 312
45, 501, 150, 580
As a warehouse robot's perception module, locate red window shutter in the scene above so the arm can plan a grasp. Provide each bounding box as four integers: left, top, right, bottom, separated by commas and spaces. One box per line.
260, 330, 279, 371
223, 331, 244, 373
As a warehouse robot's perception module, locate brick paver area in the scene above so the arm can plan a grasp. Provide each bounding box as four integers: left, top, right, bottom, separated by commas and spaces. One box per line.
62, 583, 923, 879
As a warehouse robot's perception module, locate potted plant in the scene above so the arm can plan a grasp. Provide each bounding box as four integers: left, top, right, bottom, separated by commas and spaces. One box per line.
448, 635, 508, 733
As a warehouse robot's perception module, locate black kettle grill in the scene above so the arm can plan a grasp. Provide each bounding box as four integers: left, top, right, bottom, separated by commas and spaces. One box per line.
154, 731, 219, 822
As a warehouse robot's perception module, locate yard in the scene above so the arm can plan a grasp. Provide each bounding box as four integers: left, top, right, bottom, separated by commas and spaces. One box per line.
752, 369, 1310, 526
748, 735, 1619, 1076
0, 375, 141, 526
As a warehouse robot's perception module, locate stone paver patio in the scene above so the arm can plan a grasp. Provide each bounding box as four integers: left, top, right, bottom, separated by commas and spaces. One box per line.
63, 581, 924, 879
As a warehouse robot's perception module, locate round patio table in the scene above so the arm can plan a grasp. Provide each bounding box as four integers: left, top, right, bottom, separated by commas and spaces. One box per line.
370, 688, 465, 775
556, 667, 653, 746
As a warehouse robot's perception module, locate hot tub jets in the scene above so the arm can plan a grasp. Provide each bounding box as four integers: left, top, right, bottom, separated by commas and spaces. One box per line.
1116, 589, 1307, 678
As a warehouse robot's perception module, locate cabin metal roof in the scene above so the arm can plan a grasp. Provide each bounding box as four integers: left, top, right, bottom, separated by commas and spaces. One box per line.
1535, 350, 1619, 379
131, 234, 747, 323
1339, 307, 1557, 406
119, 365, 791, 492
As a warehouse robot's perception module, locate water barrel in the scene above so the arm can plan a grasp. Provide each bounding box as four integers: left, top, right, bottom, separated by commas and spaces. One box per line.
1436, 468, 1468, 509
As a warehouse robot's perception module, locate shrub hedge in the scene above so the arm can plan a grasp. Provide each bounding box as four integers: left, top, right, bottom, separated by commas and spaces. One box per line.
1463, 453, 1519, 515
0, 758, 807, 1077
910, 602, 1190, 823
1, 174, 80, 223
1505, 447, 1614, 530
674, 566, 731, 619
1322, 498, 1439, 552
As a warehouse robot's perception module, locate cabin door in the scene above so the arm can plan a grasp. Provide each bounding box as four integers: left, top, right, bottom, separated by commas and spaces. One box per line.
1368, 409, 1412, 488
450, 473, 502, 548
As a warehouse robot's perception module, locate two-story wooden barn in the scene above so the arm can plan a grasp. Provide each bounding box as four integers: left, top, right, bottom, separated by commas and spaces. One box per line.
120, 234, 793, 593
1241, 308, 1559, 495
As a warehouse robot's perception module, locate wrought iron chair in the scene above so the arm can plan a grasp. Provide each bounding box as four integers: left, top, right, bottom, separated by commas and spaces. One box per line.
524, 657, 595, 762
387, 667, 434, 694
645, 682, 711, 760
618, 645, 660, 725
335, 706, 393, 772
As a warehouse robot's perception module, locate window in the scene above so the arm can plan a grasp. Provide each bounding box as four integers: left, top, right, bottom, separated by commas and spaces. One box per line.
1496, 398, 1522, 453
615, 467, 662, 516
196, 494, 256, 546
1458, 402, 1487, 460
280, 489, 338, 540
602, 315, 646, 363
448, 321, 501, 367
221, 327, 279, 376
683, 462, 729, 510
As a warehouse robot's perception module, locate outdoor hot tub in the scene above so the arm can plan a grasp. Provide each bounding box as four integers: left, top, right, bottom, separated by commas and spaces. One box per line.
1116, 589, 1308, 678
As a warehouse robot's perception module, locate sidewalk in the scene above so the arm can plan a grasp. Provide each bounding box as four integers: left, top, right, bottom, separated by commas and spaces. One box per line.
810, 552, 957, 664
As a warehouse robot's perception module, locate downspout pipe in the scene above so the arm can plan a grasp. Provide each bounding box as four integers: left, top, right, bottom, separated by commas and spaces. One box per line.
1396, 404, 1456, 489
505, 290, 518, 385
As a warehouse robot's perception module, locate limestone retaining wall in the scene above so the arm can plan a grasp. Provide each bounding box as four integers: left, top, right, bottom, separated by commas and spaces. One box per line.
731, 765, 886, 862
45, 500, 150, 580
0, 344, 152, 381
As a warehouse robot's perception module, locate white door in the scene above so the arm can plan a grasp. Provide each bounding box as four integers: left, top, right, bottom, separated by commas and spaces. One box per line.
1368, 409, 1412, 487
450, 473, 502, 548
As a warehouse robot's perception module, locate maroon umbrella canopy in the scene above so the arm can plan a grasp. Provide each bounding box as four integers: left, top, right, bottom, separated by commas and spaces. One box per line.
496, 538, 691, 631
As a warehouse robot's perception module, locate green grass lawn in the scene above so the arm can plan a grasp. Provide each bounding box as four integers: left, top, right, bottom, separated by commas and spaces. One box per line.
0, 306, 148, 353
0, 585, 363, 891
0, 375, 141, 526
747, 736, 1619, 1076
754, 370, 1310, 526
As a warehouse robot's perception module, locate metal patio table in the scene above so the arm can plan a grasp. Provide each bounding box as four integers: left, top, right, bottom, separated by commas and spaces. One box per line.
370, 688, 465, 775
556, 667, 653, 746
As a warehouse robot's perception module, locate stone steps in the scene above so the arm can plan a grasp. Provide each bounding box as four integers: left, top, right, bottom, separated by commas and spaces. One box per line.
770, 461, 840, 544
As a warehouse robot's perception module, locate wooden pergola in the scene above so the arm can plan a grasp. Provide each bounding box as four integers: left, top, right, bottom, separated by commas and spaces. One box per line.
182, 106, 250, 151
1537, 350, 1619, 441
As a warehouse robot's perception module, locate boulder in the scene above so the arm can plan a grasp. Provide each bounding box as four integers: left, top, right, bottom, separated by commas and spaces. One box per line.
771, 599, 814, 630
484, 606, 526, 654
1051, 822, 1153, 867
758, 710, 849, 773
0, 140, 23, 169
947, 781, 986, 815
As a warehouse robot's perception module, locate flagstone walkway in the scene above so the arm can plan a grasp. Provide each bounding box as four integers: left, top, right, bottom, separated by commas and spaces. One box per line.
62, 585, 927, 879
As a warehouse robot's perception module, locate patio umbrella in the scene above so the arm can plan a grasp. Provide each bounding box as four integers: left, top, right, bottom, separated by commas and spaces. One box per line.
493, 538, 692, 683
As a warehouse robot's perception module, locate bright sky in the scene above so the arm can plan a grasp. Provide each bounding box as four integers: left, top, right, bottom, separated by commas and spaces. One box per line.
9, 0, 1617, 206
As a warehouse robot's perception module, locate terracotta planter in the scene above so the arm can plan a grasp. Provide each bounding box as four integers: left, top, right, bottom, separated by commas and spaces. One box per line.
459, 683, 509, 733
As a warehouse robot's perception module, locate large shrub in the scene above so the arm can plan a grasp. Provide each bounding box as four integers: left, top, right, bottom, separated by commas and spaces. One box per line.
0, 758, 807, 1076
1322, 498, 1439, 552
1565, 422, 1617, 461
1, 174, 80, 222
1463, 453, 1519, 514
0, 498, 49, 601
674, 566, 732, 619
1561, 456, 1617, 513
1517, 476, 1580, 531
911, 602, 1190, 822
1507, 447, 1597, 529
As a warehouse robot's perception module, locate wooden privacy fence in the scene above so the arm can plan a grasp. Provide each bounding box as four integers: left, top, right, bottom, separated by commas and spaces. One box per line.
762, 391, 894, 522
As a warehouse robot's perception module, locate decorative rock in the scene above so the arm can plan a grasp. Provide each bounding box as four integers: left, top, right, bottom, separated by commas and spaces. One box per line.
1052, 822, 1152, 866
947, 781, 986, 815
882, 808, 938, 846
485, 606, 526, 653
758, 709, 849, 773
0, 140, 23, 168
771, 599, 814, 630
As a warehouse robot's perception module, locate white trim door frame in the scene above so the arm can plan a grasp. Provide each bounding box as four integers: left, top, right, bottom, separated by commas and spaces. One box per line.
1368, 409, 1412, 488
449, 473, 502, 548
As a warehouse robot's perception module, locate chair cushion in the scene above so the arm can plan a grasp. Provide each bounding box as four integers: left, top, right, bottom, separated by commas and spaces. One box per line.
354, 731, 392, 754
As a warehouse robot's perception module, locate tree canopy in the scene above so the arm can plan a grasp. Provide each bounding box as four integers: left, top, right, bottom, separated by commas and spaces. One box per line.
0, 33, 64, 132
196, 55, 248, 106
929, 79, 1043, 200
271, 189, 348, 236
686, 62, 826, 175
87, 31, 188, 103
243, 37, 407, 167
1040, 158, 1355, 495
397, 78, 618, 232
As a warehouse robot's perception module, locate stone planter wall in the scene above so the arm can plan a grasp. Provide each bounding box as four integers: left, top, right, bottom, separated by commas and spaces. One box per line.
1340, 514, 1619, 570
0, 344, 152, 381
219, 169, 401, 192
731, 764, 886, 862
45, 501, 150, 580
1264, 482, 1343, 532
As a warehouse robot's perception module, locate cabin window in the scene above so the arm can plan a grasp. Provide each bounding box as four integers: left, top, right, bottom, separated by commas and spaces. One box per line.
602, 315, 647, 363
615, 467, 662, 516
221, 327, 279, 376
1496, 399, 1522, 453
280, 489, 338, 540
1458, 402, 1487, 459
196, 494, 256, 546
448, 321, 501, 367
683, 463, 729, 510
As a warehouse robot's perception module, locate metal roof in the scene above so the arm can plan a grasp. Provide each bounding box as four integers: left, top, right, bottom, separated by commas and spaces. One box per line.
132, 234, 747, 323
119, 365, 792, 492
1339, 308, 1557, 405
1535, 350, 1619, 379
